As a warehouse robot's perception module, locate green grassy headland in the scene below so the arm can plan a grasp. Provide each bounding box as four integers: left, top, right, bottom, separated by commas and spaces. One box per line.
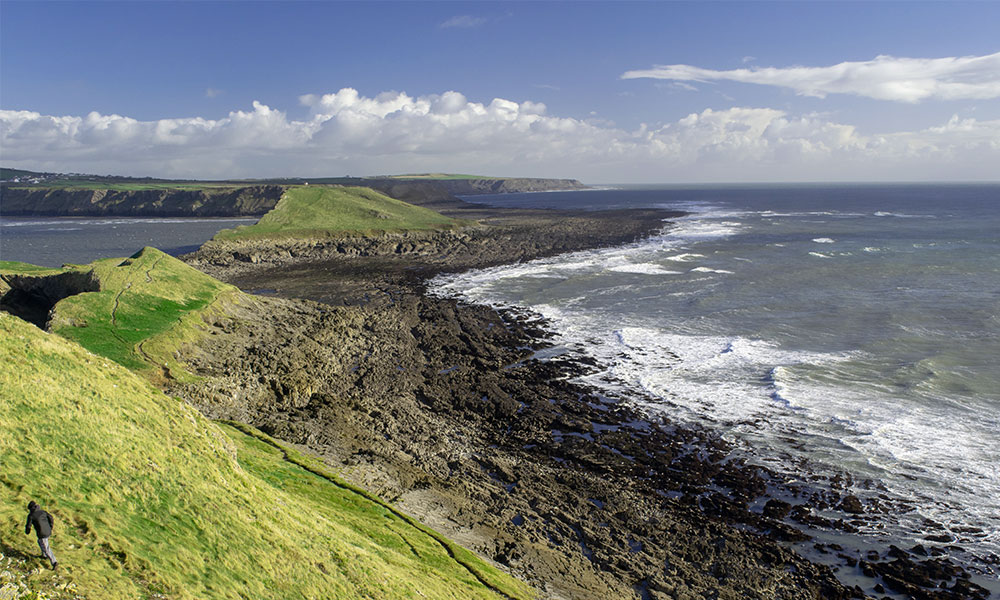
212, 185, 462, 241
0, 312, 532, 600
1, 248, 237, 382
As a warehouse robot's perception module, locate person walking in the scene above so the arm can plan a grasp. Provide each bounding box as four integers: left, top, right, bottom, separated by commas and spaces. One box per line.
25, 501, 58, 569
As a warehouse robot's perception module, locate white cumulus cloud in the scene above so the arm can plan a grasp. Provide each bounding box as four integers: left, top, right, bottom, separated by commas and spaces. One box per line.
622, 52, 1000, 103
2, 87, 998, 182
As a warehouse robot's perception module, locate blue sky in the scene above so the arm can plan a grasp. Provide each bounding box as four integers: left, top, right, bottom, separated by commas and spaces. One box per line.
2, 1, 999, 182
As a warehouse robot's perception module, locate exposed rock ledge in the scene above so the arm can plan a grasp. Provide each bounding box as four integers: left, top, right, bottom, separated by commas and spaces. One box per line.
186, 208, 672, 286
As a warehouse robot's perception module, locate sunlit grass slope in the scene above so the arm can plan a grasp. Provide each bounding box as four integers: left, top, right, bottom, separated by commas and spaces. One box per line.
18, 247, 239, 380
213, 185, 460, 240
0, 312, 533, 600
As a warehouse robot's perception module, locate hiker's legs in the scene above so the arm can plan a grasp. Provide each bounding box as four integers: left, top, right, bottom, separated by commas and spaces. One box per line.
38, 536, 57, 566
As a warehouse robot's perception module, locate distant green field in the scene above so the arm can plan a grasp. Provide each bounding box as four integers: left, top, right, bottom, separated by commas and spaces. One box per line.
213, 185, 462, 240
0, 313, 532, 600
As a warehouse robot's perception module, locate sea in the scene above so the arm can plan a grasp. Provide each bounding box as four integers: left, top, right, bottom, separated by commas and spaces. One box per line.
430, 184, 1000, 584
0, 216, 258, 267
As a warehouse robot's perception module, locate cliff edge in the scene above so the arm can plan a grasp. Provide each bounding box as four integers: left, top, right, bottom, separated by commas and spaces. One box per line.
0, 185, 285, 217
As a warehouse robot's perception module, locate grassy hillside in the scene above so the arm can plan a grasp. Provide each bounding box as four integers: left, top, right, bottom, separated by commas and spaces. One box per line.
13, 248, 239, 381
0, 312, 532, 600
213, 185, 460, 240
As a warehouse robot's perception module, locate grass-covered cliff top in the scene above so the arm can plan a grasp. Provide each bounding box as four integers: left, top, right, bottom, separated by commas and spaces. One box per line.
55, 248, 240, 380
0, 312, 532, 600
1, 248, 238, 381
0, 261, 69, 277
212, 185, 461, 241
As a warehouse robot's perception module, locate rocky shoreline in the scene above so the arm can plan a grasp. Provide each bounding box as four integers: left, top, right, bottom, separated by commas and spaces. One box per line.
176, 197, 990, 599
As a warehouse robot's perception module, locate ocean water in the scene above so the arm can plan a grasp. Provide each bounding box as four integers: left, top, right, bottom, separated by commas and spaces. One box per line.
0, 216, 258, 266
431, 184, 1000, 575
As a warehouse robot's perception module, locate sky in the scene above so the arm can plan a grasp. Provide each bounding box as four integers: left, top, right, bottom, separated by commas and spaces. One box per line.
1, 1, 998, 183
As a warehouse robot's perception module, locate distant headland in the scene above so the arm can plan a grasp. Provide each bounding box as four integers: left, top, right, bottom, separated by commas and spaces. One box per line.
0, 168, 587, 217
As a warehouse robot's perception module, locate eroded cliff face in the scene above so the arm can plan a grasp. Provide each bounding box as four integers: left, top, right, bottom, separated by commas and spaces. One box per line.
0, 270, 101, 328
0, 185, 286, 217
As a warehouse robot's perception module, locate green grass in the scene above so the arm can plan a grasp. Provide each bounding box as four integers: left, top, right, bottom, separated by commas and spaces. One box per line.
30, 248, 238, 380
0, 261, 74, 276
0, 313, 533, 600
213, 185, 461, 240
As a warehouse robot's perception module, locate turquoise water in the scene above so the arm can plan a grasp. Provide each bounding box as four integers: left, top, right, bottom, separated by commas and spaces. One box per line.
433, 184, 1000, 574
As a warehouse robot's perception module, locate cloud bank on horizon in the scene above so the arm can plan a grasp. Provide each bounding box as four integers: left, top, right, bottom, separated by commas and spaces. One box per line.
622, 52, 1000, 103
2, 86, 998, 182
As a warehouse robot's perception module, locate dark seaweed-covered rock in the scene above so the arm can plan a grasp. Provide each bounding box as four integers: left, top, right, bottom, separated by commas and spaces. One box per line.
763, 499, 792, 520
839, 494, 865, 514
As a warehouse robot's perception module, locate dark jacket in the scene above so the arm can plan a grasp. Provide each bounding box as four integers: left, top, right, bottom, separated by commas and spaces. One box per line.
25, 508, 53, 538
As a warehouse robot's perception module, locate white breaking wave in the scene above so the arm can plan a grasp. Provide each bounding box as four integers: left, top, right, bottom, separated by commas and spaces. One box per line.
874, 211, 935, 218
812, 237, 835, 244
608, 263, 683, 275
665, 253, 705, 262
759, 210, 866, 218
689, 267, 733, 274
432, 212, 745, 301
768, 363, 1000, 554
